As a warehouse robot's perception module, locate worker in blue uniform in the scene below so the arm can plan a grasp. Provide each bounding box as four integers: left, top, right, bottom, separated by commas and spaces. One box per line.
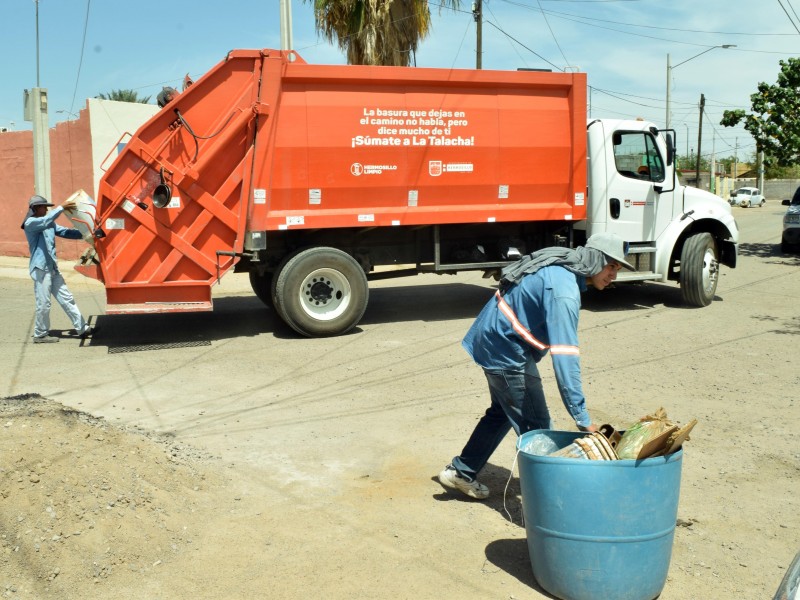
438, 233, 634, 499
21, 195, 93, 344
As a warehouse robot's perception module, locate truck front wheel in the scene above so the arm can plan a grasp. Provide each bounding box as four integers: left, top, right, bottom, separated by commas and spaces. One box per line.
272, 247, 369, 337
680, 232, 718, 307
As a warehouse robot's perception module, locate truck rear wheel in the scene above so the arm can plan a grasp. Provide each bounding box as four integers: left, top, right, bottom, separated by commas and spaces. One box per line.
272, 247, 369, 337
680, 232, 718, 307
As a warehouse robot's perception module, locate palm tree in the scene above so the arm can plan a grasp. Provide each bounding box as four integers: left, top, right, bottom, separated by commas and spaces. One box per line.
310, 0, 460, 66
96, 89, 151, 104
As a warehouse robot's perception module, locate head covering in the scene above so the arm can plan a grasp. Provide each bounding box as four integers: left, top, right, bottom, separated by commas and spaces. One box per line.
499, 232, 634, 293
585, 232, 635, 271
29, 195, 54, 208
21, 195, 55, 229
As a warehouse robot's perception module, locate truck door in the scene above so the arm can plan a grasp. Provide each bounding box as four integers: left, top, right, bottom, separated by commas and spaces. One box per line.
603, 129, 674, 243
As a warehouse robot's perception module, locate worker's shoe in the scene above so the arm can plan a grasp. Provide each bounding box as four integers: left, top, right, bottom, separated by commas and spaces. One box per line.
78, 326, 94, 339
33, 335, 59, 344
438, 465, 489, 500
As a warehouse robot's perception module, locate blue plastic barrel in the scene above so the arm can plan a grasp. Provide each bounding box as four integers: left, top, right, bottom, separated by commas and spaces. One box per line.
516, 430, 683, 600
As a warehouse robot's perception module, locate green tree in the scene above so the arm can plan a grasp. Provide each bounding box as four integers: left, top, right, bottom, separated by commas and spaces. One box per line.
720, 57, 800, 167
96, 89, 151, 104
309, 0, 460, 66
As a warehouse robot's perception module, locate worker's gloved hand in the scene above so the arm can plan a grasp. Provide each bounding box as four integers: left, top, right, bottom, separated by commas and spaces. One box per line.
578, 423, 598, 433
62, 199, 77, 213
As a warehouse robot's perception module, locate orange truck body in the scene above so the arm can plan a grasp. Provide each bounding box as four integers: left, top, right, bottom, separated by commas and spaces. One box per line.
84, 50, 584, 306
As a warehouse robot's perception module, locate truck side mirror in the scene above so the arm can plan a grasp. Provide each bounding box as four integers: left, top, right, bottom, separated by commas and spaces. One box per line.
665, 132, 675, 166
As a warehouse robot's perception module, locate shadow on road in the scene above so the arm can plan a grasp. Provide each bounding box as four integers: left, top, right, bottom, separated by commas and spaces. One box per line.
84, 270, 754, 349
484, 538, 558, 598
740, 241, 800, 263
361, 282, 494, 325
88, 295, 278, 352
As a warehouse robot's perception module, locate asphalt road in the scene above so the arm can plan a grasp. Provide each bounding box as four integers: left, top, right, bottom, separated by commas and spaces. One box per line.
2, 201, 796, 481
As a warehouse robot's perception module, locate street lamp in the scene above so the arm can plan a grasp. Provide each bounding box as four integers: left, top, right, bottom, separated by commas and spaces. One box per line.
666, 45, 736, 130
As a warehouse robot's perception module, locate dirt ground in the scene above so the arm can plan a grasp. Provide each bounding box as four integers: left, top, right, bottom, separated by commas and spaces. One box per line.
1, 204, 798, 600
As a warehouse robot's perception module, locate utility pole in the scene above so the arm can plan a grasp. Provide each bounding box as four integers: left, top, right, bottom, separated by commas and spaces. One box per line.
695, 94, 705, 189
472, 0, 482, 69
279, 0, 293, 51
25, 0, 51, 200
710, 130, 716, 195
665, 54, 671, 129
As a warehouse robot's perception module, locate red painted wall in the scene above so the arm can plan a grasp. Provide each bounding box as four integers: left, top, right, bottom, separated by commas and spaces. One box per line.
0, 110, 94, 262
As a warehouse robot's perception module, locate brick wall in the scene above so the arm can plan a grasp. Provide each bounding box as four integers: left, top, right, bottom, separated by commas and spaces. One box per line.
0, 113, 94, 261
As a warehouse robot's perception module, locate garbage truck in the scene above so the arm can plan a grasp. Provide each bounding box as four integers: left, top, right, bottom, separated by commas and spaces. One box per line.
75, 48, 738, 336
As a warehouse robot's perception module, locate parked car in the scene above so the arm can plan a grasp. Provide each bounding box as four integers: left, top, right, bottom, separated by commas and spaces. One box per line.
781, 186, 800, 253
735, 186, 766, 208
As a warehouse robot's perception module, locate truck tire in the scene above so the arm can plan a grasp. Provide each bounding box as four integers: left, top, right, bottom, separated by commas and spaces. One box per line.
680, 232, 718, 307
249, 270, 273, 306
272, 247, 369, 337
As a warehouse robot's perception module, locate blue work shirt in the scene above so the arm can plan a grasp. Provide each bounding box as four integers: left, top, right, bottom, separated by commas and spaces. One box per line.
462, 265, 591, 427
23, 206, 82, 274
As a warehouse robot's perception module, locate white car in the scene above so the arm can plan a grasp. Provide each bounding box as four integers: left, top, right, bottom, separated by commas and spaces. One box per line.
734, 187, 766, 208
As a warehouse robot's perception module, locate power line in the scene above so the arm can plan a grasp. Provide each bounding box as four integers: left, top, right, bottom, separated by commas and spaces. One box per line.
484, 3, 532, 67
529, 3, 799, 37
776, 0, 800, 34
483, 20, 562, 70
498, 0, 795, 53
68, 0, 92, 115
786, 0, 800, 28
536, 0, 571, 67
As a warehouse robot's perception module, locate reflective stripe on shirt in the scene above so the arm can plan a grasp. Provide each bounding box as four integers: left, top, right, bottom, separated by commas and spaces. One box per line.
494, 290, 580, 356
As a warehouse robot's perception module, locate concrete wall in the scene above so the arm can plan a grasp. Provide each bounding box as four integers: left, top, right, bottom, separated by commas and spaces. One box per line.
86, 98, 159, 198
0, 100, 158, 261
678, 172, 800, 202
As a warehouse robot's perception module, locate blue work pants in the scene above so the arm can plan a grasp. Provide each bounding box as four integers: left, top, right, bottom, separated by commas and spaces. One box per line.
31, 268, 87, 338
451, 367, 553, 482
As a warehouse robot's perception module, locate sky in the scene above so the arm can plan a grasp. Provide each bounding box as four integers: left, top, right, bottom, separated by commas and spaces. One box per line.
1, 0, 798, 164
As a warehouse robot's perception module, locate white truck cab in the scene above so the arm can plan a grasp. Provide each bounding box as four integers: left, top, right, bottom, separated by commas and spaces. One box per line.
585, 119, 739, 306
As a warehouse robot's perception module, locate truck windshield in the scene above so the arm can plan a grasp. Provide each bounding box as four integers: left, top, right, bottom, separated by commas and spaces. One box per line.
613, 132, 665, 183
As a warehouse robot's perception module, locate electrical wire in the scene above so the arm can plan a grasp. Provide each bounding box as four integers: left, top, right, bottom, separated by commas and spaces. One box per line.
448, 14, 475, 70
776, 0, 800, 34
786, 0, 800, 29
68, 0, 92, 115
484, 20, 562, 70
536, 0, 571, 67
499, 0, 794, 53
485, 3, 532, 67
515, 2, 799, 37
